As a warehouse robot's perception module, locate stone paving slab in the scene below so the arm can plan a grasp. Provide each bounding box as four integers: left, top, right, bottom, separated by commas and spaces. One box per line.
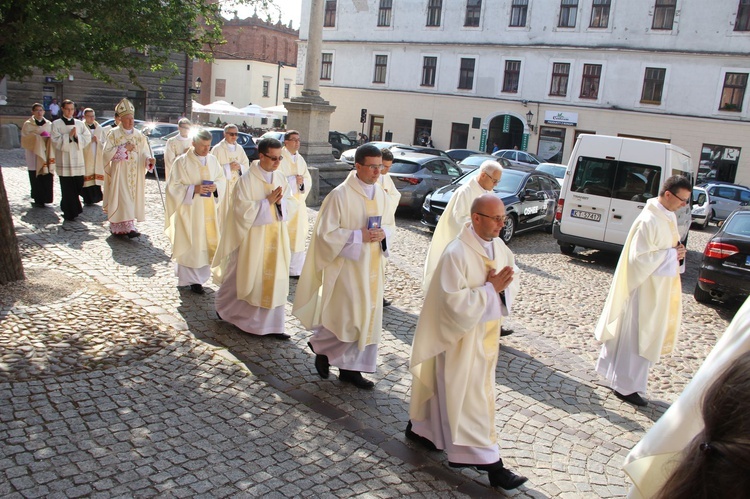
0, 149, 739, 498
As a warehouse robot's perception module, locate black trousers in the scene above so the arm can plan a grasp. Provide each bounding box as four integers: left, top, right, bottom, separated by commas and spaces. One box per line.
59, 175, 84, 221
81, 185, 103, 205
28, 171, 54, 205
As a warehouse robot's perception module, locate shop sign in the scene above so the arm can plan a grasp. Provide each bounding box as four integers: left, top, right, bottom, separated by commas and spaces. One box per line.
544, 111, 578, 126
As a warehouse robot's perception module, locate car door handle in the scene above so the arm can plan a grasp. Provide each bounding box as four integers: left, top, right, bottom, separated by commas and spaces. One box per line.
613, 214, 622, 220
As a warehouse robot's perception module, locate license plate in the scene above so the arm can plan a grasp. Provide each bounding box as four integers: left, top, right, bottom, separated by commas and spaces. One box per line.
570, 209, 601, 222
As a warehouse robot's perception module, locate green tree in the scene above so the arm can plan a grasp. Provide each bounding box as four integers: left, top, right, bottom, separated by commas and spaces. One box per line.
0, 0, 267, 283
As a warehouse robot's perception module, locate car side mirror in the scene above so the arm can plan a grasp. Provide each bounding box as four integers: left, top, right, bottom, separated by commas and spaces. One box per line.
523, 189, 539, 200
709, 200, 717, 204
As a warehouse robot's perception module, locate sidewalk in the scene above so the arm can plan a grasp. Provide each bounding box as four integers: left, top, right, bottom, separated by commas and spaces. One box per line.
0, 148, 709, 498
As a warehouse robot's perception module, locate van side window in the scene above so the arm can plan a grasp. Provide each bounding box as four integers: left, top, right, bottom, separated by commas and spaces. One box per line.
571, 157, 617, 197
740, 190, 750, 203
613, 162, 661, 202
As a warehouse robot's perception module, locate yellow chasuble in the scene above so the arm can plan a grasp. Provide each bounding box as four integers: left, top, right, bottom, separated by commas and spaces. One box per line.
101, 127, 151, 223
212, 162, 296, 309
278, 147, 312, 253
211, 140, 250, 231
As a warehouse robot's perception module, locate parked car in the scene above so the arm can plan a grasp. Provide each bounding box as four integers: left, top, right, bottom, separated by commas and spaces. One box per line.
151, 127, 258, 178
329, 131, 356, 159
96, 117, 145, 129
446, 149, 483, 162
422, 166, 561, 244
694, 207, 750, 304
388, 152, 464, 210
390, 145, 456, 163
340, 141, 408, 165
492, 149, 545, 167
535, 163, 567, 186
697, 182, 750, 222
457, 154, 510, 174
141, 122, 179, 142
260, 130, 285, 142
691, 186, 711, 229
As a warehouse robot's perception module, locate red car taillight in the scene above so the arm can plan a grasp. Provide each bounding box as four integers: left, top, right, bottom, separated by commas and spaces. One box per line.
704, 242, 739, 259
555, 198, 565, 222
398, 177, 422, 185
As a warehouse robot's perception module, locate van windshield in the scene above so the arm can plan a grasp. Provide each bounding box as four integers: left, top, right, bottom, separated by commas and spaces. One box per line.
571, 156, 661, 201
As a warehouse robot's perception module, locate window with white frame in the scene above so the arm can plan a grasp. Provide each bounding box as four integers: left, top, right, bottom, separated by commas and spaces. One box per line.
559, 0, 578, 28
652, 0, 676, 30
579, 64, 602, 99
458, 58, 475, 90
321, 53, 333, 80
378, 0, 392, 27
324, 0, 337, 27
590, 0, 611, 28
509, 0, 528, 27
640, 67, 666, 104
502, 60, 521, 93
262, 81, 269, 97
549, 63, 570, 96
426, 0, 443, 26
373, 55, 388, 83
735, 0, 750, 31
720, 72, 748, 111
284, 83, 290, 99
464, 0, 481, 27
422, 57, 437, 87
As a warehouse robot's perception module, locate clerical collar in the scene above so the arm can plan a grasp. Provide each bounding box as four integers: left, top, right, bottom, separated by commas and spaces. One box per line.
87, 123, 96, 130
194, 153, 207, 166
177, 135, 190, 141
355, 175, 376, 199
227, 143, 236, 151
123, 128, 134, 135
258, 167, 273, 183
470, 225, 495, 259
34, 118, 45, 126
61, 117, 74, 125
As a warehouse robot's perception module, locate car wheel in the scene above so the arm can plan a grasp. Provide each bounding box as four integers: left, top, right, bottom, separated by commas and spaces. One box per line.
501, 214, 516, 244
694, 282, 712, 304
332, 150, 341, 159
559, 243, 575, 255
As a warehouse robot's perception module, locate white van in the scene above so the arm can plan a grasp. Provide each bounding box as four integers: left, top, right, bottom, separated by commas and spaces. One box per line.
553, 135, 694, 255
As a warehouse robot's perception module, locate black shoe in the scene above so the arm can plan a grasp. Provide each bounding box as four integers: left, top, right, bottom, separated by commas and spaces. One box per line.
405, 421, 438, 451
500, 327, 514, 337
127, 230, 141, 238
383, 298, 392, 307
308, 342, 329, 379
450, 460, 528, 490
216, 310, 223, 321
339, 369, 375, 389
614, 390, 648, 407
267, 333, 291, 340
289, 275, 300, 280
32, 202, 46, 208
190, 284, 205, 294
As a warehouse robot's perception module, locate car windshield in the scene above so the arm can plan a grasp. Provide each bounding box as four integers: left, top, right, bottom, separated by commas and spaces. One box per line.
537, 164, 566, 178
389, 162, 420, 174
723, 213, 750, 237
458, 169, 524, 194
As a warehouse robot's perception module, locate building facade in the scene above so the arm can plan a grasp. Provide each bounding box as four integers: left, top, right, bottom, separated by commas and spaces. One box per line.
299, 0, 750, 184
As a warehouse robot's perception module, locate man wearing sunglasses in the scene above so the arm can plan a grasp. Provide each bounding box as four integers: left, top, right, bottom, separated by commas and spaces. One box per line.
595, 175, 691, 408
294, 144, 394, 390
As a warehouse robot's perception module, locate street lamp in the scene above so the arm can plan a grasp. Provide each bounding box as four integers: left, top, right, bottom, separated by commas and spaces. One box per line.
189, 77, 202, 95
526, 110, 535, 133
275, 61, 286, 106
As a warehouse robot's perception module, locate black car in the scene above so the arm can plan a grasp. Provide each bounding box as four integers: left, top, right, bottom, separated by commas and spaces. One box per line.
694, 207, 750, 304
422, 167, 561, 244
150, 127, 259, 178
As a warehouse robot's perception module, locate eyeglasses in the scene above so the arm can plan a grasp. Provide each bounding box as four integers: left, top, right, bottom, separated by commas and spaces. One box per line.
361, 163, 384, 171
226, 132, 238, 137
179, 126, 191, 130
261, 152, 282, 162
286, 138, 300, 142
475, 213, 507, 223
670, 191, 690, 204
483, 172, 502, 184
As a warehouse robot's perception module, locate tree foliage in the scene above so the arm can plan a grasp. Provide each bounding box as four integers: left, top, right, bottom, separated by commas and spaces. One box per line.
0, 0, 268, 84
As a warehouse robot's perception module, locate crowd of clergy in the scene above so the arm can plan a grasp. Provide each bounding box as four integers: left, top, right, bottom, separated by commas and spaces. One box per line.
21, 98, 750, 495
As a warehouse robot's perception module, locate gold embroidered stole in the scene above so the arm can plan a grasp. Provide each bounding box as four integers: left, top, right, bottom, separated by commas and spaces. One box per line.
287, 155, 303, 248
199, 161, 218, 262
260, 178, 281, 309
364, 198, 381, 343
482, 254, 501, 442
663, 214, 682, 352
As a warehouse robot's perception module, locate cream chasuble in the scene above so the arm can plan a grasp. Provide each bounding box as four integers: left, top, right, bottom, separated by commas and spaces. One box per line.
21, 118, 55, 174
50, 119, 91, 176
212, 162, 295, 309
423, 177, 489, 291
378, 173, 401, 227
102, 127, 151, 224
293, 171, 392, 351
165, 150, 226, 269
410, 223, 519, 448
211, 140, 250, 229
278, 147, 312, 254
82, 123, 105, 187
623, 296, 750, 499
594, 198, 682, 363
164, 135, 192, 180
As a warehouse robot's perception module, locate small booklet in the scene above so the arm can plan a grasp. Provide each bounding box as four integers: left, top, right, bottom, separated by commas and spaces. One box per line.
367, 216, 382, 229
200, 180, 214, 197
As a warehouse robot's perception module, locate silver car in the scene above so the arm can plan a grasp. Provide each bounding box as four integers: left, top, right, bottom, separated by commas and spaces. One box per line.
701, 182, 750, 221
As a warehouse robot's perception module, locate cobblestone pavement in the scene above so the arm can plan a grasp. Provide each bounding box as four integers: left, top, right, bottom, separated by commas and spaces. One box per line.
0, 148, 739, 498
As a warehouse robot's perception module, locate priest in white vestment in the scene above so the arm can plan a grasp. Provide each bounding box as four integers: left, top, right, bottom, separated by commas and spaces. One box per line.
210, 124, 250, 231
102, 99, 154, 237
213, 138, 297, 338
81, 108, 105, 205
622, 296, 750, 499
293, 144, 393, 390
278, 130, 313, 277
21, 103, 55, 207
409, 194, 527, 491
377, 148, 400, 307
164, 118, 193, 181
423, 160, 503, 291
51, 99, 91, 221
595, 176, 692, 407
165, 129, 226, 294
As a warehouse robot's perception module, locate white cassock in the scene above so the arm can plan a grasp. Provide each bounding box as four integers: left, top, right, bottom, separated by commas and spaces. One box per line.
82, 122, 105, 188
410, 223, 519, 464
595, 198, 683, 396
210, 139, 250, 231
212, 162, 297, 335
102, 127, 152, 233
423, 177, 490, 291
279, 147, 312, 276
50, 118, 91, 177
164, 134, 193, 180
623, 296, 750, 499
165, 150, 226, 286
293, 171, 393, 372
